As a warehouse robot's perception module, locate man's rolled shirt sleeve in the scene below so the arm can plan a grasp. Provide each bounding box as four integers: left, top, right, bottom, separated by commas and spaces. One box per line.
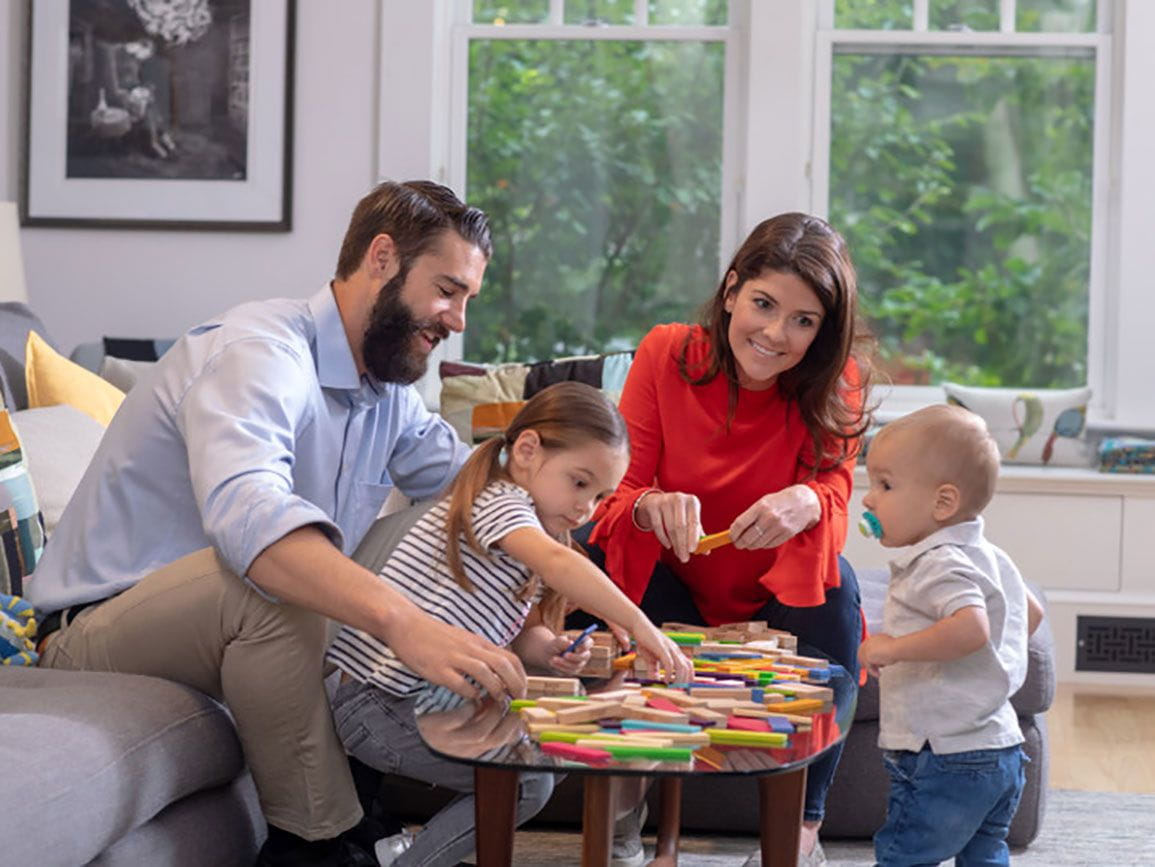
176, 337, 343, 578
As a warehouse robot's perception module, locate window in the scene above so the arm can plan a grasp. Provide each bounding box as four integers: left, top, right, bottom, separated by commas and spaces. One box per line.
452, 1, 738, 362
813, 0, 1108, 397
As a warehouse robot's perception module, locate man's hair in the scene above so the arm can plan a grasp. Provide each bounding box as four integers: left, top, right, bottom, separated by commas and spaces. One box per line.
334, 180, 492, 280
876, 404, 1001, 518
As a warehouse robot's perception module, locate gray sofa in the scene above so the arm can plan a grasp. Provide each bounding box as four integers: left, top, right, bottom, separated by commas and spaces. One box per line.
0, 303, 267, 866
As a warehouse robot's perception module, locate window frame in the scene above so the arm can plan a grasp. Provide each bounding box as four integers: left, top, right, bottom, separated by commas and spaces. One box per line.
809, 1, 1115, 421
379, 0, 1155, 433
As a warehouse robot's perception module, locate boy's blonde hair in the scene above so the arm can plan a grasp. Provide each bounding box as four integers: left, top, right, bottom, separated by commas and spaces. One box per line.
874, 404, 1000, 519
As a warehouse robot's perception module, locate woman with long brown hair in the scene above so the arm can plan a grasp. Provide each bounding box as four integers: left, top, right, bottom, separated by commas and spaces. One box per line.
578, 212, 874, 866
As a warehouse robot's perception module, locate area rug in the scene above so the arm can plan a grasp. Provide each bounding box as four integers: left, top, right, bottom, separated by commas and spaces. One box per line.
510, 789, 1155, 866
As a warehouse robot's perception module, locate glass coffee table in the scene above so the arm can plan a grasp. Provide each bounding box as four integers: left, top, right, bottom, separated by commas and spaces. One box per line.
414, 668, 856, 867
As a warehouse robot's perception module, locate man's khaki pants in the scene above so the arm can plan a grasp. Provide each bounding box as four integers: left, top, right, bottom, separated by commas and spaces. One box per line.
40, 547, 362, 840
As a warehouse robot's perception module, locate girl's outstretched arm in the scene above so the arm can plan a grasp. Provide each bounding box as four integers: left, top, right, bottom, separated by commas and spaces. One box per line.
499, 526, 693, 682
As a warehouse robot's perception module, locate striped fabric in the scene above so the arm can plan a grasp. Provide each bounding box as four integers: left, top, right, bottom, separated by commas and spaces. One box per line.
327, 480, 543, 695
0, 409, 44, 597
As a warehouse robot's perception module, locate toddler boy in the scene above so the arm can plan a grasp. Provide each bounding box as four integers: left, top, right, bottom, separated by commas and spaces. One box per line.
859, 405, 1044, 866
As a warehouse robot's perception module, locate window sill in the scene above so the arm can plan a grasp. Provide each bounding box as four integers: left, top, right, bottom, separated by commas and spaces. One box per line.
853, 463, 1155, 497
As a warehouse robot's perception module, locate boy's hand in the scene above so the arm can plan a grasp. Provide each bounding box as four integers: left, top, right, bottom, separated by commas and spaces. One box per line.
859, 632, 899, 674
547, 633, 593, 676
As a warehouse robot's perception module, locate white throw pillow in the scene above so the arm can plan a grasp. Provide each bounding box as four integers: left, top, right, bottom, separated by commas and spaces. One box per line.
99, 355, 156, 394
942, 383, 1093, 467
11, 405, 105, 534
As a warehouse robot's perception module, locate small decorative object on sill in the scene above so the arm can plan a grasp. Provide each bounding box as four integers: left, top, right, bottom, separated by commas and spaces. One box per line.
1098, 436, 1155, 474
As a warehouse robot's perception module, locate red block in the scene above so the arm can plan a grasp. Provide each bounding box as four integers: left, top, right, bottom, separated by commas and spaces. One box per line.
725, 715, 771, 733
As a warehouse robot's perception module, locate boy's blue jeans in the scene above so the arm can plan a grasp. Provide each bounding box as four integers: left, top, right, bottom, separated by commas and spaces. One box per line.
874, 743, 1026, 867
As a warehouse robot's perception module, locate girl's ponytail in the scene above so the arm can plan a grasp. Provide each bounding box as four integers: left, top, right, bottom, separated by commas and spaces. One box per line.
444, 435, 505, 591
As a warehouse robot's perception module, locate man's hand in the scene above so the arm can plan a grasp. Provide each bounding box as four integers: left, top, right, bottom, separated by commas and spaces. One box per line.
634, 491, 704, 563
384, 606, 527, 700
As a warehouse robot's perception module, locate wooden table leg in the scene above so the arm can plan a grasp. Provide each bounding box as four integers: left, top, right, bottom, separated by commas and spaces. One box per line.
651, 776, 683, 864
474, 765, 518, 867
581, 775, 617, 867
758, 768, 807, 867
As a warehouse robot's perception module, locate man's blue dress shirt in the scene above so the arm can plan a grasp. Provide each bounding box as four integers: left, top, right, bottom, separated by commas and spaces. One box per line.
28, 285, 470, 614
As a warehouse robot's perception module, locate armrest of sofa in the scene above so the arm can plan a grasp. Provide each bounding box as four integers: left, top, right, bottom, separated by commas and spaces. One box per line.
1011, 583, 1056, 716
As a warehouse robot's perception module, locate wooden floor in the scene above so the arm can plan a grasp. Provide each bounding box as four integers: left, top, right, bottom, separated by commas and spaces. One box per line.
1047, 682, 1155, 794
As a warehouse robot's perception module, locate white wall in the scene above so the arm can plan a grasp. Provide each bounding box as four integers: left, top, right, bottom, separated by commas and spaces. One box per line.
0, 0, 384, 353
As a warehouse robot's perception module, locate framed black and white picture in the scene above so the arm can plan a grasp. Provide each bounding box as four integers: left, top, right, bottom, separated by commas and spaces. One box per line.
21, 0, 295, 231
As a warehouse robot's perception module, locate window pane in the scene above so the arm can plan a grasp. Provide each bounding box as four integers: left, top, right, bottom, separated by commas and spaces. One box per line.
473, 2, 550, 25
466, 39, 724, 362
1017, 0, 1096, 32
929, 1, 1000, 31
829, 52, 1094, 388
565, 0, 637, 25
835, 0, 912, 30
648, 0, 728, 26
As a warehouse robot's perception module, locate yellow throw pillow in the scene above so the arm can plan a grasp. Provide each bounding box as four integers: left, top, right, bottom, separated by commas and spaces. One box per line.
25, 331, 125, 426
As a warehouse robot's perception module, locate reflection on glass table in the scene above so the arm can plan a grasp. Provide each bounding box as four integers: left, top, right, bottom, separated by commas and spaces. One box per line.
414, 667, 857, 867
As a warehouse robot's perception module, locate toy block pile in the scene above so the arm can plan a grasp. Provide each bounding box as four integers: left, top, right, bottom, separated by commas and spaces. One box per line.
520, 621, 843, 771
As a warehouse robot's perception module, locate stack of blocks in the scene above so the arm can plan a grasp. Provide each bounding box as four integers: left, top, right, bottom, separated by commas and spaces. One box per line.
520, 621, 841, 770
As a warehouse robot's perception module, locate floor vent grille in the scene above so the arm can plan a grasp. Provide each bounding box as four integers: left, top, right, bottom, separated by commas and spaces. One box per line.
1075, 616, 1155, 674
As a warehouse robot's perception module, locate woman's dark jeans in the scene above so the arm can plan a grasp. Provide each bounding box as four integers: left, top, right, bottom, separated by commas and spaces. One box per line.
568, 523, 861, 823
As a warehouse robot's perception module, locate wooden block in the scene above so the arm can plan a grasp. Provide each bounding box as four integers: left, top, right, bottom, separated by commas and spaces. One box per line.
526, 675, 582, 697
554, 700, 623, 725
641, 688, 707, 707
519, 706, 557, 723
726, 715, 771, 732
576, 734, 675, 748
645, 696, 685, 714
588, 687, 646, 703
613, 705, 691, 725
526, 723, 600, 735
686, 706, 728, 725
535, 697, 591, 710
622, 694, 647, 707
764, 682, 834, 703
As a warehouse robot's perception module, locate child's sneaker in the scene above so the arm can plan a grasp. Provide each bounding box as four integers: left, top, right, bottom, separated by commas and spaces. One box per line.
610, 801, 648, 867
374, 829, 415, 867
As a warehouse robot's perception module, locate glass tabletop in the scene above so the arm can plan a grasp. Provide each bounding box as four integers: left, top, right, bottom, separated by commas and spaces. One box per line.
413, 668, 857, 779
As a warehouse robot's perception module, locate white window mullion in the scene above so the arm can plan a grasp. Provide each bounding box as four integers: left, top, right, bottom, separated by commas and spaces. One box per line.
548, 0, 563, 26
1086, 37, 1114, 422
634, 0, 648, 27
999, 0, 1016, 33
912, 0, 929, 32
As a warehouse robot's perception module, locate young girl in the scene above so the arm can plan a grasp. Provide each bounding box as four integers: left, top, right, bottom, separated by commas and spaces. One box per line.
326, 381, 692, 867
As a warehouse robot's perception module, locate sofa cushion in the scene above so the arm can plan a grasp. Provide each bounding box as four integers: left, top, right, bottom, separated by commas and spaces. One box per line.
439, 351, 634, 444
25, 330, 125, 426
943, 382, 1093, 467
12, 405, 106, 536
1, 667, 248, 867
0, 302, 56, 411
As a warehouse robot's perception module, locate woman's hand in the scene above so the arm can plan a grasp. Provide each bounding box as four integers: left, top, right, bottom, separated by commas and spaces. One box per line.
729, 485, 821, 551
634, 490, 704, 563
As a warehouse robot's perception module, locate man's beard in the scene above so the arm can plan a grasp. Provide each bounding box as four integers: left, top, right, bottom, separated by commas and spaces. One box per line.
362, 271, 449, 384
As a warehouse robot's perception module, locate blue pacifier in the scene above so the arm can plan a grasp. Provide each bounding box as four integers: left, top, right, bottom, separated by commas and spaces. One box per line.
858, 511, 883, 540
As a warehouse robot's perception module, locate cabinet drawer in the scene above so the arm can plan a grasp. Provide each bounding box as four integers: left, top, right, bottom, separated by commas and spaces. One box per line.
983, 494, 1121, 592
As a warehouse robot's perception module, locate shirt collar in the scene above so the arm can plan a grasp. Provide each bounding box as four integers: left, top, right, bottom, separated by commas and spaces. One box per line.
889, 516, 986, 572
308, 283, 362, 392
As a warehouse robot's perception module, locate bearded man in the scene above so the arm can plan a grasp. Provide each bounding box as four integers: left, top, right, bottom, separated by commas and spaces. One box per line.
28, 181, 526, 866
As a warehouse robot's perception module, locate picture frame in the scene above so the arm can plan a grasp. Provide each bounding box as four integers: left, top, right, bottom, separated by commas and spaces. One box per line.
20, 0, 295, 231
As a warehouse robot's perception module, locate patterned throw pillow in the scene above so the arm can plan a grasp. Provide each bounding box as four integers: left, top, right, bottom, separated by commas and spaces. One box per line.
943, 383, 1093, 467
439, 351, 635, 444
0, 408, 45, 596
